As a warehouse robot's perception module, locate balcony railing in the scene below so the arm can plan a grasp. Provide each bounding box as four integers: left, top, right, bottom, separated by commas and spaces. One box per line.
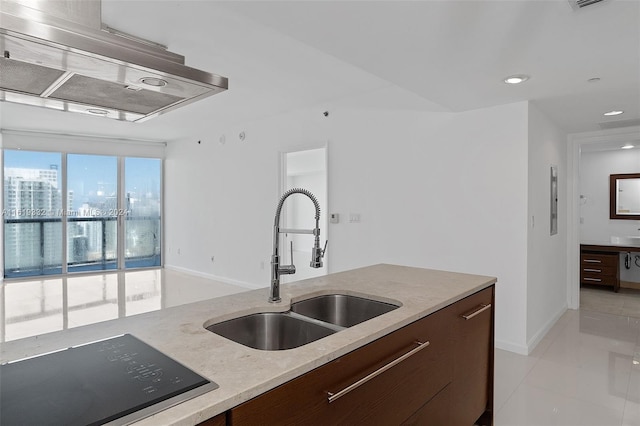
3, 216, 160, 278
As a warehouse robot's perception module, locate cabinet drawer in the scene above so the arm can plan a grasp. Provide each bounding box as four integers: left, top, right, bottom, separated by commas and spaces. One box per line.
581, 253, 617, 268
580, 274, 617, 286
401, 383, 452, 426
580, 258, 617, 287
449, 286, 494, 425
228, 307, 453, 426
580, 265, 616, 277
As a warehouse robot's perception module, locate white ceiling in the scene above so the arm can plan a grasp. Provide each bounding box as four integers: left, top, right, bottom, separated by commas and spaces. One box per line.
2, 0, 639, 139
220, 0, 640, 134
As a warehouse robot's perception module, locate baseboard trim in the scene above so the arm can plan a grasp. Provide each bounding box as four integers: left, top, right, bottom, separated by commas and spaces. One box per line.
495, 303, 568, 356
495, 339, 529, 355
163, 265, 265, 290
525, 303, 567, 355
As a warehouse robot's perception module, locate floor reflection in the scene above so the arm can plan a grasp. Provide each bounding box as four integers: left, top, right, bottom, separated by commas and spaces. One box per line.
495, 309, 640, 425
580, 285, 640, 319
0, 269, 248, 342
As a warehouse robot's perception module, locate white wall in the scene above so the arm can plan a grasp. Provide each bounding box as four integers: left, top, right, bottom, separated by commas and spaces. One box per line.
526, 103, 568, 349
164, 100, 531, 353
580, 149, 640, 242
163, 110, 329, 289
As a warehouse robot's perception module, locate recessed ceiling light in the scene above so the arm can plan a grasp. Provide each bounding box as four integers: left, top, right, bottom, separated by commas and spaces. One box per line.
604, 110, 624, 116
622, 143, 634, 149
140, 77, 168, 87
503, 74, 530, 84
86, 109, 108, 116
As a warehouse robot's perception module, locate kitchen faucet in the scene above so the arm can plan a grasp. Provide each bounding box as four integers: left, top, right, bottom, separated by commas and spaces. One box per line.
270, 188, 327, 303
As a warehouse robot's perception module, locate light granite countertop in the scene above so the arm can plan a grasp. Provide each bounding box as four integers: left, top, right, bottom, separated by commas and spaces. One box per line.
0, 264, 496, 425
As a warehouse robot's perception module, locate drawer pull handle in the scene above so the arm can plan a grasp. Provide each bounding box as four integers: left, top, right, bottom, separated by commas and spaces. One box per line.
584, 259, 602, 263
327, 340, 430, 403
584, 277, 602, 282
583, 268, 601, 272
461, 303, 492, 320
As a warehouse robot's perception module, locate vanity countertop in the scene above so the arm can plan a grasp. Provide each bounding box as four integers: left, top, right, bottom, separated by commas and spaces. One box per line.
0, 264, 496, 425
581, 240, 640, 250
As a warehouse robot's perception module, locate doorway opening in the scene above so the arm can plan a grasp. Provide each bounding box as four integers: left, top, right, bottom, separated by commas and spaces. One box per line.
569, 128, 640, 315
279, 145, 328, 283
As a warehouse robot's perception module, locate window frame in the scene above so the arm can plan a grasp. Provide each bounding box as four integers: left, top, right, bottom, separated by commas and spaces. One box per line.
1, 130, 165, 279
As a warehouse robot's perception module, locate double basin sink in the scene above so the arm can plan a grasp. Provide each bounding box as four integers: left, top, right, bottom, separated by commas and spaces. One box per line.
205, 294, 400, 350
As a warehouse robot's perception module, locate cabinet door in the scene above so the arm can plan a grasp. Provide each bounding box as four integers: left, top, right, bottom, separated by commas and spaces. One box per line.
228, 307, 453, 426
450, 287, 494, 425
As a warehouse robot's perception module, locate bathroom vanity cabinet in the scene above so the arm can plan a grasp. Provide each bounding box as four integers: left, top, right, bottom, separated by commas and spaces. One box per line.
580, 245, 621, 292
211, 286, 494, 426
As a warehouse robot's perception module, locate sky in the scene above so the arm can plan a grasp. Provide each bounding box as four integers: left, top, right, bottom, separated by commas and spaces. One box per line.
4, 150, 160, 210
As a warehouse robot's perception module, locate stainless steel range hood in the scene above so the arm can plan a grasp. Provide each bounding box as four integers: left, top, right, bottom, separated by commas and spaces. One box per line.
0, 0, 228, 122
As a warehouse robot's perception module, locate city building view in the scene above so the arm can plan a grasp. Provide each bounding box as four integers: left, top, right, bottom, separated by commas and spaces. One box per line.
2, 151, 161, 278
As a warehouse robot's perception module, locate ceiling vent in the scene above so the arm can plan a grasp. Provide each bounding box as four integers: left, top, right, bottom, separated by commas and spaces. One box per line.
568, 0, 607, 11
0, 0, 228, 122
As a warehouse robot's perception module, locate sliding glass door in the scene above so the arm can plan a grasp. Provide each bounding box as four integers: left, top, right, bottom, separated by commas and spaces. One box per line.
124, 157, 161, 268
66, 154, 118, 272
3, 150, 162, 278
3, 150, 63, 277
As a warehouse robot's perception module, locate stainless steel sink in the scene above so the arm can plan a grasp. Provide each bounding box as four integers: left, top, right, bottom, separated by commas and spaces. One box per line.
205, 294, 400, 350
291, 294, 399, 328
205, 312, 336, 350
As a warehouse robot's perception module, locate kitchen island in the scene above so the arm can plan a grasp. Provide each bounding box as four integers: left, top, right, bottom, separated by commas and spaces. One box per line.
0, 264, 496, 425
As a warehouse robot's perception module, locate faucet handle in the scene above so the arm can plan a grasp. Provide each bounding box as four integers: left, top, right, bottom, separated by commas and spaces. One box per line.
278, 241, 297, 275
310, 240, 327, 268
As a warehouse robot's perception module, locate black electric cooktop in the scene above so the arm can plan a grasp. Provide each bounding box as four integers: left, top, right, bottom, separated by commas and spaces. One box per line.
0, 334, 218, 426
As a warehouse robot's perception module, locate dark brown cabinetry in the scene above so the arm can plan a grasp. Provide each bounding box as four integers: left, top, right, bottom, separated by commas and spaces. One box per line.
401, 385, 452, 426
219, 286, 495, 426
450, 286, 494, 426
580, 248, 619, 292
198, 413, 226, 426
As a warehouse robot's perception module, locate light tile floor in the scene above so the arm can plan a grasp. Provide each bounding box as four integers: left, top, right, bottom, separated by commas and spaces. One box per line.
0, 268, 249, 342
580, 286, 640, 319
494, 288, 640, 425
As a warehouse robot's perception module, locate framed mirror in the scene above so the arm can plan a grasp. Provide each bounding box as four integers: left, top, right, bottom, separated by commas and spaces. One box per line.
610, 173, 640, 219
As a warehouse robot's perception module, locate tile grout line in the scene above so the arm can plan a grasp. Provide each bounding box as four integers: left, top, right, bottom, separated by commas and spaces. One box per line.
494, 311, 573, 417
